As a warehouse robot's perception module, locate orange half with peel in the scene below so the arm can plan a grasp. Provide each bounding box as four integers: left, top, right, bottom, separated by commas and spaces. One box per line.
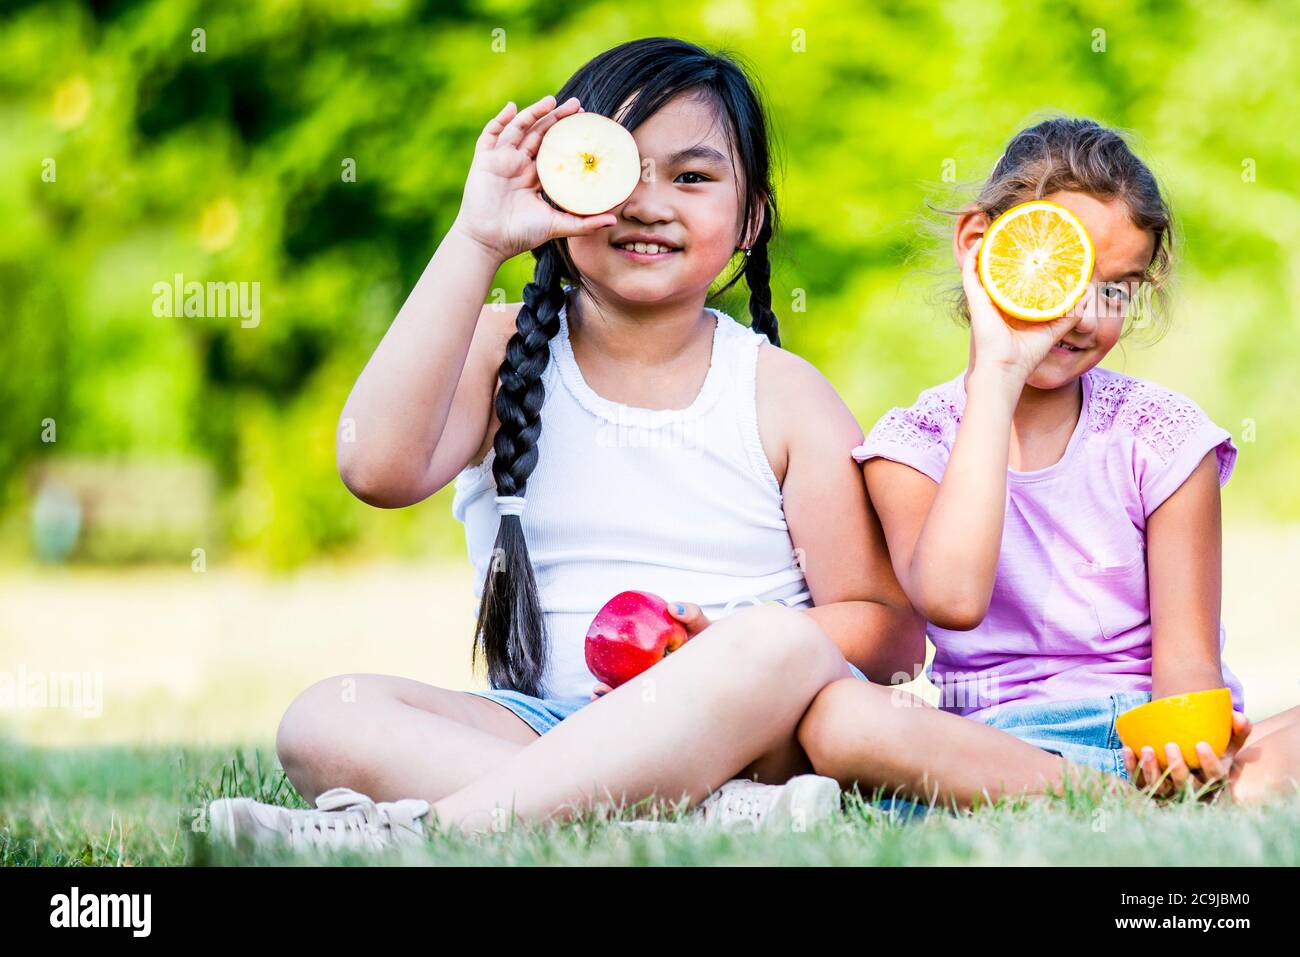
978, 200, 1095, 322
1114, 688, 1233, 771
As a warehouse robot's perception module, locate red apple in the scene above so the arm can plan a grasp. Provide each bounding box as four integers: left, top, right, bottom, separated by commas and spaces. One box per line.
584, 591, 689, 689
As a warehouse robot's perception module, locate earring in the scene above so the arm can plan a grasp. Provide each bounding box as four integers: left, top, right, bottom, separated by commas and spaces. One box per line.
739, 247, 751, 258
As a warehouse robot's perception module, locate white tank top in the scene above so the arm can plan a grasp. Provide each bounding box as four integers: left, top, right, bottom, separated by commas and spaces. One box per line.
451, 300, 811, 699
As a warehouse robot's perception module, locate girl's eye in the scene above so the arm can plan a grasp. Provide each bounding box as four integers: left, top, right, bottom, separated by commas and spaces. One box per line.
1101, 282, 1131, 303
675, 171, 709, 185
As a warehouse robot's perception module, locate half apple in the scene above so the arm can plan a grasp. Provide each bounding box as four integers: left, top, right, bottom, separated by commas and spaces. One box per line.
536, 112, 641, 215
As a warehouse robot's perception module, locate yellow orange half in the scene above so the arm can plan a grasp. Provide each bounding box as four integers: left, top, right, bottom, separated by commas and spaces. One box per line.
1115, 688, 1233, 771
978, 200, 1095, 322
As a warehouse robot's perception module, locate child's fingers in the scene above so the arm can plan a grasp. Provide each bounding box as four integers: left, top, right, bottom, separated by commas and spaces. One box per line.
1139, 746, 1163, 793
1000, 298, 1083, 339
960, 239, 985, 301
590, 682, 613, 700
519, 97, 582, 157
1165, 742, 1191, 790
1195, 742, 1227, 782
1042, 309, 1084, 337
497, 94, 563, 149
1228, 711, 1252, 752
667, 601, 711, 637
476, 100, 518, 153
546, 211, 618, 243
961, 239, 1004, 326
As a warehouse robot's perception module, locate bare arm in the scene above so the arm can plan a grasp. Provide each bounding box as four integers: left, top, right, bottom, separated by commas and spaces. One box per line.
867, 238, 1079, 629
759, 347, 925, 681
1123, 450, 1258, 794
885, 369, 1021, 629
1146, 451, 1227, 697
337, 232, 506, 507
337, 95, 619, 508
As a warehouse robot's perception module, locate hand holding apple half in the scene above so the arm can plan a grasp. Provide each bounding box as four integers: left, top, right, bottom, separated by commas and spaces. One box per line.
535, 112, 641, 215
584, 591, 689, 689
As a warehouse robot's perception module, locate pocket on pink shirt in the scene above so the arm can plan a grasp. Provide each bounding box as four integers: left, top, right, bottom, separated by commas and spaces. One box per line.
1075, 552, 1149, 641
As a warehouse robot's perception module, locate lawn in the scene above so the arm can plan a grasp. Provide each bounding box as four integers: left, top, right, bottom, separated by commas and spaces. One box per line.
3, 527, 1300, 867
4, 739, 1299, 867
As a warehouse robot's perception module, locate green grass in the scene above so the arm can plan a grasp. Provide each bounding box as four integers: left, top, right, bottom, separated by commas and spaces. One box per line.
4, 738, 1300, 866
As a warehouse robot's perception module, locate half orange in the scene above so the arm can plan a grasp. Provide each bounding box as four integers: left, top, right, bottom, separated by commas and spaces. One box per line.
978, 200, 1095, 322
1115, 688, 1233, 771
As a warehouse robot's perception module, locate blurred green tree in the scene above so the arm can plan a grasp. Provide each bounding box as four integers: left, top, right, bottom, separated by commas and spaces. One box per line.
1, 0, 1296, 566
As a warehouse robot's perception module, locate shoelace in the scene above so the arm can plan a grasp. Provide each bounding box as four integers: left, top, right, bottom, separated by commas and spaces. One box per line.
700, 783, 769, 826
284, 790, 407, 851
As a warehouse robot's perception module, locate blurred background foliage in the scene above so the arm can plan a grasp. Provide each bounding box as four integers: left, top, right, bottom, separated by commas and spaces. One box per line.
1, 0, 1296, 569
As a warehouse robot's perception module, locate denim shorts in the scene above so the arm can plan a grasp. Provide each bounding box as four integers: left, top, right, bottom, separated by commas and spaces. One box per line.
968, 689, 1153, 780
465, 688, 591, 736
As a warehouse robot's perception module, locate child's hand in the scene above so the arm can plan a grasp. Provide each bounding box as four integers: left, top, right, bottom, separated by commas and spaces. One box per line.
667, 600, 714, 638
1122, 710, 1252, 800
962, 238, 1081, 385
452, 95, 619, 263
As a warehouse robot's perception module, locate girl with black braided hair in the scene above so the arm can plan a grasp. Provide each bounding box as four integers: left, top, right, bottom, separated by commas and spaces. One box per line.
222, 38, 923, 845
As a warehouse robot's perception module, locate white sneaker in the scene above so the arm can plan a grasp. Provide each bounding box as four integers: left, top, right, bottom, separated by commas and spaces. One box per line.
208, 787, 431, 853
693, 774, 842, 833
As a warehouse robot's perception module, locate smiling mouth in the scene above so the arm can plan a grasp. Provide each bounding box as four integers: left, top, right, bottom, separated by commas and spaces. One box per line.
613, 242, 681, 255
1054, 341, 1086, 353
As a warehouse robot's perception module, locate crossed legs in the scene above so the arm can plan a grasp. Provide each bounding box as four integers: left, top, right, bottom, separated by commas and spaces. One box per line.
276, 605, 851, 831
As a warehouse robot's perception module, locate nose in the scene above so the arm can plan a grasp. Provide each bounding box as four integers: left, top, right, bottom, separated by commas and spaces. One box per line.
1062, 279, 1101, 335
617, 170, 675, 226
1071, 296, 1099, 336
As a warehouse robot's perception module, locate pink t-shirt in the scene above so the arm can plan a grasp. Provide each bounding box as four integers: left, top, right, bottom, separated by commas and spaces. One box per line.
852, 365, 1244, 720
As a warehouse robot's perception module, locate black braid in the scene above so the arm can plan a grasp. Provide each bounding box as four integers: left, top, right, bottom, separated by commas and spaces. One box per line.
743, 202, 779, 346
472, 246, 567, 697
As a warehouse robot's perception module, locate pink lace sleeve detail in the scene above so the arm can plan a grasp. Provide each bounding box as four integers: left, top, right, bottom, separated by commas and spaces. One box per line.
850, 383, 962, 484
1087, 369, 1237, 515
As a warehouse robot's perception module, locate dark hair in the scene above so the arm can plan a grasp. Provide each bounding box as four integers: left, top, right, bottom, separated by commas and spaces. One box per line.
936, 116, 1175, 341
474, 37, 781, 696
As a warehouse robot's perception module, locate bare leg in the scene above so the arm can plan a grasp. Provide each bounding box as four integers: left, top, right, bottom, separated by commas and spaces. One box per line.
275, 673, 540, 804
738, 731, 817, 784
797, 678, 1103, 809
430, 605, 848, 832
1229, 704, 1300, 804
